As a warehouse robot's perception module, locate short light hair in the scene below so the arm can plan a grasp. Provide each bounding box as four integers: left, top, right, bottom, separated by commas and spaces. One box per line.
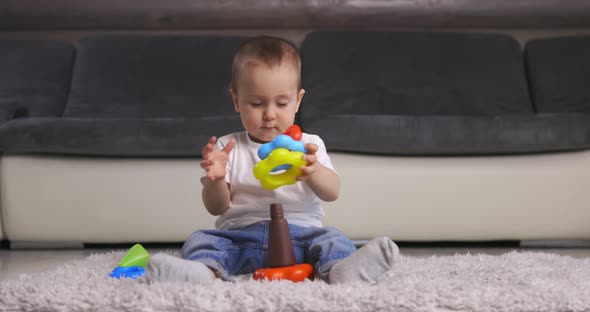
230, 36, 302, 91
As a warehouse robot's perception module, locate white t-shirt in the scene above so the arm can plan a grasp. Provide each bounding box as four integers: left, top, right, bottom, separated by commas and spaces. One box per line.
210, 131, 336, 230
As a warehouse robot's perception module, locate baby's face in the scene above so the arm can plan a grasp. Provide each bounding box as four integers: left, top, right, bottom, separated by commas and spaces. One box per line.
231, 62, 304, 143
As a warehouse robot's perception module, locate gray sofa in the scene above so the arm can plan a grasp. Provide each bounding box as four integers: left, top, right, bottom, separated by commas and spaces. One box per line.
1, 1, 590, 246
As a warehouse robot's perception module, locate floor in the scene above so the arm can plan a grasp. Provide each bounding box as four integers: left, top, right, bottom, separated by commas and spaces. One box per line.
2, 241, 589, 282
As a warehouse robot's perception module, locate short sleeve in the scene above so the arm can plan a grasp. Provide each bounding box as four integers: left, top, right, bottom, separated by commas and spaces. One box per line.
311, 135, 337, 173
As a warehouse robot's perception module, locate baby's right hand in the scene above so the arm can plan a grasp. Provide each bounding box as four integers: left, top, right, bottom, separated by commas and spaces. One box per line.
200, 136, 236, 181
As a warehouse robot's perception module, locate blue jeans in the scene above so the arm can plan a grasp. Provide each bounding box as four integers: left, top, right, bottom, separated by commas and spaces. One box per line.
181, 222, 357, 281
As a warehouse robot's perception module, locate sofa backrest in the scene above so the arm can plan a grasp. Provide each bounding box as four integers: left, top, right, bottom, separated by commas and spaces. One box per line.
300, 31, 532, 121
0, 39, 75, 119
526, 35, 590, 113
2, 32, 590, 156
298, 31, 590, 155
64, 35, 245, 118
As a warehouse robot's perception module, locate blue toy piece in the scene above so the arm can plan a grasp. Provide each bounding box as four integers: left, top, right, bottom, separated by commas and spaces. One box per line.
258, 135, 306, 160
109, 243, 150, 280
109, 266, 146, 279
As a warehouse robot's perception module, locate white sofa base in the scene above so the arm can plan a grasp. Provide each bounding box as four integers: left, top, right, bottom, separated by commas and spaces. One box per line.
326, 151, 590, 241
0, 209, 4, 241
1, 151, 589, 243
1, 156, 214, 243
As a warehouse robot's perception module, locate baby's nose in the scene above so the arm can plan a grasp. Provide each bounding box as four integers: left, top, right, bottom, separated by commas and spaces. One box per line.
263, 108, 276, 120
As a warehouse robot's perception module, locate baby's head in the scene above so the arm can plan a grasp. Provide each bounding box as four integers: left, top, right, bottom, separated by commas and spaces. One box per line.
229, 36, 305, 143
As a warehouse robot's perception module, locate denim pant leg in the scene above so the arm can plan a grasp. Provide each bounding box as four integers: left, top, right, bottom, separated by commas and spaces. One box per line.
181, 223, 268, 281
289, 225, 357, 282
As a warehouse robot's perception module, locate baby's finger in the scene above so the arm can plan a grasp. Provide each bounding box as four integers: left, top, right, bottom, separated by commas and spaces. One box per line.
207, 172, 218, 181
223, 138, 237, 154
200, 159, 213, 169
208, 137, 219, 152
201, 136, 217, 157
305, 143, 319, 154
303, 154, 317, 164
300, 165, 314, 176
296, 166, 312, 181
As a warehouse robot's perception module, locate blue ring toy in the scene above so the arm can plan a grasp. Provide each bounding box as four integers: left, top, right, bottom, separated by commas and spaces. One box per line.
258, 135, 306, 159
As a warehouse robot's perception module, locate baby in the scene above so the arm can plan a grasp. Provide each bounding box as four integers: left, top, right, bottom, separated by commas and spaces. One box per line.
148, 35, 399, 284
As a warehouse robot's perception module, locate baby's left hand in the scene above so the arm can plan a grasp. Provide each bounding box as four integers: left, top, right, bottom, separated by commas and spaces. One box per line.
297, 143, 319, 181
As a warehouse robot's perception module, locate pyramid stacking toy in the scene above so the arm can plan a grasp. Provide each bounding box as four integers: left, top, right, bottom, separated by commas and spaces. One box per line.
109, 243, 150, 279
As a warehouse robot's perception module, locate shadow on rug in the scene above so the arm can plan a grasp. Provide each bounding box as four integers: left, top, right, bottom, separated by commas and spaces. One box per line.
1, 251, 589, 312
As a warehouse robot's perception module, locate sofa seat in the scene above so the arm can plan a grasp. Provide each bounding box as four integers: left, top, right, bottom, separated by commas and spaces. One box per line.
0, 38, 76, 244
304, 113, 590, 155
3, 113, 590, 156
0, 117, 242, 156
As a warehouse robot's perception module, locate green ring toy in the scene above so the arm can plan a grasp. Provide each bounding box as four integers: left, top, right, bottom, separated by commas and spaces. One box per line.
254, 148, 306, 190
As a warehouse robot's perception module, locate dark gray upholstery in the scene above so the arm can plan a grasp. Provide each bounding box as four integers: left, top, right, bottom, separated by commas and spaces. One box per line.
0, 39, 75, 118
65, 35, 243, 118
2, 32, 590, 156
0, 99, 17, 123
0, 116, 242, 156
301, 31, 532, 117
0, 35, 246, 156
526, 36, 590, 113
300, 31, 590, 155
306, 114, 590, 155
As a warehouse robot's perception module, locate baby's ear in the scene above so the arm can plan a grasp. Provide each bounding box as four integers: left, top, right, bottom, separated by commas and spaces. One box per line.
298, 88, 306, 99
229, 88, 240, 112
296, 88, 305, 111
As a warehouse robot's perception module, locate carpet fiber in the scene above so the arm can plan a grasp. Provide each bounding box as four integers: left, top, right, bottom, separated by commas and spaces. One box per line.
1, 250, 589, 311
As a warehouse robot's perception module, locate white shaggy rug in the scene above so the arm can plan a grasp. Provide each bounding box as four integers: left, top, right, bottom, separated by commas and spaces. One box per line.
1, 250, 589, 312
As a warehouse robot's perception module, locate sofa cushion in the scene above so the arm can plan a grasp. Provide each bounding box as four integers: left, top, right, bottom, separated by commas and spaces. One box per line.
306, 113, 590, 155
301, 31, 531, 117
0, 117, 243, 156
0, 39, 75, 118
299, 31, 590, 155
64, 35, 245, 118
0, 35, 248, 156
525, 36, 590, 113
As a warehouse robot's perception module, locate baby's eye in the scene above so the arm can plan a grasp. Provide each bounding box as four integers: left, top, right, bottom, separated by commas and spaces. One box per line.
249, 101, 263, 106
277, 102, 289, 107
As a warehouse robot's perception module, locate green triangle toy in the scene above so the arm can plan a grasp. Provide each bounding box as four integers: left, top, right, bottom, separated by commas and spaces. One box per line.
117, 243, 150, 268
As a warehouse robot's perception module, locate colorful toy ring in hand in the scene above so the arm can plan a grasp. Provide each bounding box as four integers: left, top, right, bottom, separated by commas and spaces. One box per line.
258, 135, 307, 172
258, 135, 306, 159
254, 148, 306, 190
